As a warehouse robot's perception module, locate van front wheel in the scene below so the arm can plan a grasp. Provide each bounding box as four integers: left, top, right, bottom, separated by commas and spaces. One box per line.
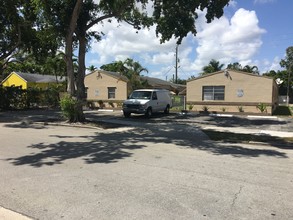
123, 111, 131, 118
145, 108, 152, 118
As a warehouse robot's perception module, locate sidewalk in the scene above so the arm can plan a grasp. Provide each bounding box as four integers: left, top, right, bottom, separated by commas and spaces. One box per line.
0, 206, 32, 220
200, 124, 293, 138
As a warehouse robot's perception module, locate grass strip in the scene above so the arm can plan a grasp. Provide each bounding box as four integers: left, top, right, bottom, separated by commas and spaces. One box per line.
203, 130, 293, 146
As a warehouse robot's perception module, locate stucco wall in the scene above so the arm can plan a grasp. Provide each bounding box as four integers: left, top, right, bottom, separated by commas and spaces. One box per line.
1, 73, 27, 89
186, 70, 276, 114
85, 71, 128, 101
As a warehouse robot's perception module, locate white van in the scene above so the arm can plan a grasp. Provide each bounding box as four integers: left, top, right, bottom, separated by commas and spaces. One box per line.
122, 89, 172, 118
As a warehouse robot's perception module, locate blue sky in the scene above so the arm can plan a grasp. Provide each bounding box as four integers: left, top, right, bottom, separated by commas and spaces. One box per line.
86, 0, 293, 80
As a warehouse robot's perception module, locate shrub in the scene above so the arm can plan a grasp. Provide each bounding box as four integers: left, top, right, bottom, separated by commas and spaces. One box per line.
202, 105, 209, 112
238, 106, 244, 112
116, 102, 123, 108
188, 104, 194, 111
60, 95, 78, 122
221, 107, 226, 112
256, 103, 267, 113
98, 100, 104, 108
108, 101, 114, 108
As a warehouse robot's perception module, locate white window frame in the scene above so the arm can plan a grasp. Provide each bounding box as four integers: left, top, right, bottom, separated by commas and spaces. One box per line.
108, 87, 116, 99
202, 86, 225, 101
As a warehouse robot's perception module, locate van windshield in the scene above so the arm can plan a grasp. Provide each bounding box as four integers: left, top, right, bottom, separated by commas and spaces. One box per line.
129, 91, 152, 100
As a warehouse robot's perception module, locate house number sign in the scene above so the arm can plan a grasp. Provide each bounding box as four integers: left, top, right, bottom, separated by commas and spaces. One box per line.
237, 89, 244, 97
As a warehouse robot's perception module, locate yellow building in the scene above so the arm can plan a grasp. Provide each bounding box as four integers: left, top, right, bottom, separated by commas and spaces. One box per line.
1, 72, 65, 89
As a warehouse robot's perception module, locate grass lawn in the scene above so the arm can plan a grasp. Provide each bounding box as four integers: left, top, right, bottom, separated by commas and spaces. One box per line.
203, 130, 293, 146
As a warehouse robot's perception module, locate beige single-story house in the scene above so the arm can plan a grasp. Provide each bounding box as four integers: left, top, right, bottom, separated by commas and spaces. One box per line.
186, 69, 278, 114
84, 69, 186, 108
84, 70, 131, 108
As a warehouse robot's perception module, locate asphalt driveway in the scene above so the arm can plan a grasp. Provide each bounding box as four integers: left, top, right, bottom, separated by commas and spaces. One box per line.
0, 110, 293, 219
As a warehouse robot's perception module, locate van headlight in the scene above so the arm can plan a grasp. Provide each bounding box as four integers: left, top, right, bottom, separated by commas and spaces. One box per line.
140, 104, 147, 109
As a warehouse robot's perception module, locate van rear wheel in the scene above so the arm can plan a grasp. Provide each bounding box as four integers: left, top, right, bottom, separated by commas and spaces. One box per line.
164, 105, 170, 114
145, 108, 152, 118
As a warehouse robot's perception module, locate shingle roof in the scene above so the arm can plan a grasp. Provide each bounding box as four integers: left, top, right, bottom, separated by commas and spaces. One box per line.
14, 72, 66, 83
187, 69, 273, 82
140, 76, 186, 92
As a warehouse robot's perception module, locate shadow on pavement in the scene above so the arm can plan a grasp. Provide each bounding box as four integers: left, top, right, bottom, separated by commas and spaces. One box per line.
6, 123, 288, 168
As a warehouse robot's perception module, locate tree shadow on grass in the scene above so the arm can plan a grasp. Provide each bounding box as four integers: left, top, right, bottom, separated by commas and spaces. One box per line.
6, 123, 288, 168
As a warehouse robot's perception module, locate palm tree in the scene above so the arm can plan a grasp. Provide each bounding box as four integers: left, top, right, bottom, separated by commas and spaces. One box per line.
43, 52, 66, 82
101, 58, 149, 90
201, 59, 224, 75
227, 62, 259, 75
87, 65, 97, 72
227, 62, 242, 71
242, 65, 259, 75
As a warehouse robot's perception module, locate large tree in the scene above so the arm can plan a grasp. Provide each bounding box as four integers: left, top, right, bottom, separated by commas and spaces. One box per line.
32, 0, 231, 122
280, 46, 293, 103
0, 0, 60, 76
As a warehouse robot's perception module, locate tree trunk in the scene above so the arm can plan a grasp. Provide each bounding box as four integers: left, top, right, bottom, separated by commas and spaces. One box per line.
65, 40, 75, 96
65, 0, 83, 97
75, 33, 87, 122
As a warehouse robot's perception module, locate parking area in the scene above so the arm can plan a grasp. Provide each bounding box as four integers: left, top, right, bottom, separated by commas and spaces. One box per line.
0, 109, 293, 219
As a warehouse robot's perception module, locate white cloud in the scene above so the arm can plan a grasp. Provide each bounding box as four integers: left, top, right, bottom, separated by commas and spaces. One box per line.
190, 8, 266, 73
89, 20, 177, 66
269, 56, 282, 71
87, 8, 266, 79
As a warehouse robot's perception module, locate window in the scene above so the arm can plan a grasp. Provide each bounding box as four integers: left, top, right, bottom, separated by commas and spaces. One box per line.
152, 92, 157, 100
203, 86, 225, 101
108, 87, 116, 99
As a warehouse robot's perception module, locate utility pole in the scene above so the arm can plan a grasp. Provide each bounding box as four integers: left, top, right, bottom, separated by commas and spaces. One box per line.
287, 63, 292, 106
175, 44, 178, 84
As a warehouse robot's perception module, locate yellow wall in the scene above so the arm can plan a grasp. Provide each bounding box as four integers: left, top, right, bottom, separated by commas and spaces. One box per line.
1, 73, 28, 89
1, 73, 62, 90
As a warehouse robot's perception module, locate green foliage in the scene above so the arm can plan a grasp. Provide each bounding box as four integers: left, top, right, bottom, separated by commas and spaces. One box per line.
202, 106, 209, 112
238, 106, 244, 112
0, 85, 62, 110
227, 62, 259, 74
169, 77, 186, 85
201, 59, 224, 75
60, 95, 78, 121
100, 58, 149, 90
98, 100, 104, 108
221, 107, 226, 112
280, 46, 293, 70
188, 104, 193, 110
108, 101, 114, 108
256, 103, 267, 113
0, 1, 60, 75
